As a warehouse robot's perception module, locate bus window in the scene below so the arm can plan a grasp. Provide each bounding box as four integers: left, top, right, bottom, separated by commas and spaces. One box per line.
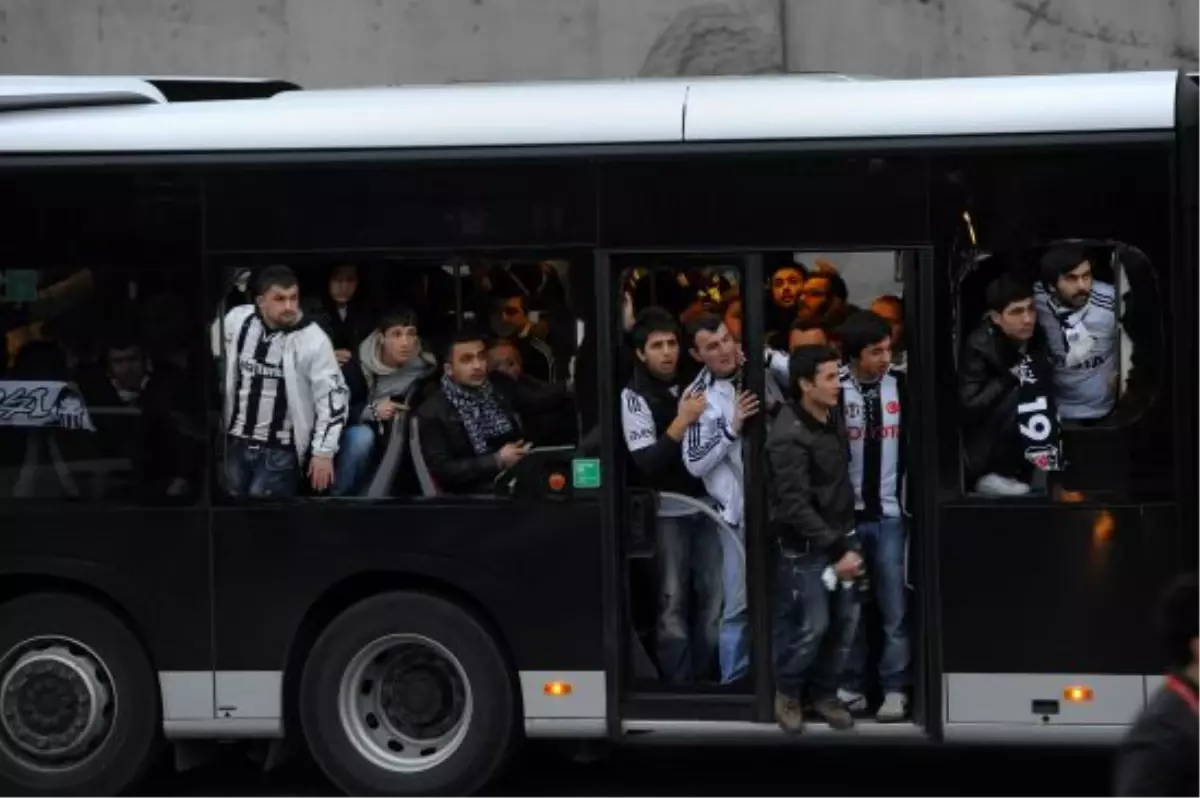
210, 255, 586, 501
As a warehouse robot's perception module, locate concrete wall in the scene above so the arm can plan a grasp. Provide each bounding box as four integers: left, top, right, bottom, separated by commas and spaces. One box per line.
0, 0, 1194, 87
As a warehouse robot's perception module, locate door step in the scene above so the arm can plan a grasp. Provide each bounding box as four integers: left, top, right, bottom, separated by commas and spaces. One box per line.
621, 719, 927, 744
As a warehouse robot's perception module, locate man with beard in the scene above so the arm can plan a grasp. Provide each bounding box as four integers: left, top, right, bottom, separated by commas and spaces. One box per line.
621, 307, 720, 684
213, 265, 349, 498
1034, 244, 1120, 421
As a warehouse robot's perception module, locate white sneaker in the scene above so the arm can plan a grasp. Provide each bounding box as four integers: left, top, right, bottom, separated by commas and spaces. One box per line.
837, 688, 867, 713
876, 691, 909, 722
975, 473, 1031, 496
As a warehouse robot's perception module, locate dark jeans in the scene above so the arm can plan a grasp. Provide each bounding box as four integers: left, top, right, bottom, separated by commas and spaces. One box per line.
772, 547, 860, 701
225, 437, 298, 498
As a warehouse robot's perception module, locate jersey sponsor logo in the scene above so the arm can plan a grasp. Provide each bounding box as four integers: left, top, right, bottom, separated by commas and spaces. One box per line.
845, 402, 862, 419
885, 400, 900, 415
238, 356, 284, 379
847, 424, 900, 441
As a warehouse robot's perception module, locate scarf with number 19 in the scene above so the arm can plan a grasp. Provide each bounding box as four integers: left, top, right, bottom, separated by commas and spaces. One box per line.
1013, 352, 1064, 471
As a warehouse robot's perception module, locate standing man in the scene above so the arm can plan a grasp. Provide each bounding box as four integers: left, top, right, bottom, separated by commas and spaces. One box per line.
681, 314, 761, 685
1114, 573, 1198, 796
214, 265, 350, 498
1034, 244, 1120, 421
833, 311, 911, 723
621, 308, 722, 684
765, 344, 863, 732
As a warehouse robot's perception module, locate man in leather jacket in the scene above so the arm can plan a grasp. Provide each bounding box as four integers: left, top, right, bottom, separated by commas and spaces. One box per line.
416, 329, 567, 494
1113, 573, 1200, 796
958, 274, 1054, 497
765, 344, 864, 733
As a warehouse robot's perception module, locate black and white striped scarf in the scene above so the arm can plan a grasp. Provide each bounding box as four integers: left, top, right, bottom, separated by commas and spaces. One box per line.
440, 374, 515, 455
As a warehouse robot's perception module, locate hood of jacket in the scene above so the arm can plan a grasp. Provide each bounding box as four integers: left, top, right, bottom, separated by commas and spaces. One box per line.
358, 331, 435, 400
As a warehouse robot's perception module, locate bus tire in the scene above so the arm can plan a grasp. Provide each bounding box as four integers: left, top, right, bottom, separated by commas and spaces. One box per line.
0, 592, 160, 796
299, 590, 517, 796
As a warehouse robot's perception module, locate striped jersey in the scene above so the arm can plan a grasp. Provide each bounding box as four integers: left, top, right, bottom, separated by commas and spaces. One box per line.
839, 365, 904, 519
227, 312, 297, 448
1034, 280, 1119, 420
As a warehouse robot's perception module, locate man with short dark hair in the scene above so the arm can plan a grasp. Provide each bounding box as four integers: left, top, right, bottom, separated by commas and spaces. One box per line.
765, 344, 863, 733
681, 313, 762, 685
213, 265, 349, 498
1114, 573, 1198, 796
622, 307, 721, 684
833, 311, 910, 722
488, 290, 558, 383
959, 274, 1062, 497
334, 306, 435, 496
417, 329, 566, 494
1034, 243, 1120, 420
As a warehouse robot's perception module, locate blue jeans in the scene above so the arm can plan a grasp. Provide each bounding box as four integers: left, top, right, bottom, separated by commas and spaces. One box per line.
332, 425, 376, 497
655, 513, 723, 684
772, 549, 860, 701
718, 523, 749, 684
225, 438, 298, 498
843, 517, 911, 693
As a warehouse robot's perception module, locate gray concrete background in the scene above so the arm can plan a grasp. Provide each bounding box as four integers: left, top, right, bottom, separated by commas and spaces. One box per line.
0, 0, 1195, 87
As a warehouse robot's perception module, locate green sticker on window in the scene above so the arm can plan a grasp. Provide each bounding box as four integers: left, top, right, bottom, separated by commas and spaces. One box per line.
572, 458, 601, 489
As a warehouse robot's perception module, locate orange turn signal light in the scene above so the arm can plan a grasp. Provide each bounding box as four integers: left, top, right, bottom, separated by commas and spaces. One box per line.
1064, 685, 1094, 703
544, 681, 573, 697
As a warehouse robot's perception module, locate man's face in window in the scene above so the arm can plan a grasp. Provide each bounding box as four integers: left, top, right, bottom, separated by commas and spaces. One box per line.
107, 345, 146, 391
381, 323, 419, 367
798, 276, 835, 321
770, 267, 805, 310
257, 283, 300, 329
447, 340, 488, 388
990, 297, 1037, 342
1054, 260, 1094, 309
487, 342, 523, 380
328, 264, 359, 306
854, 335, 893, 380
491, 296, 529, 338
800, 359, 842, 410
637, 330, 680, 380
690, 323, 738, 379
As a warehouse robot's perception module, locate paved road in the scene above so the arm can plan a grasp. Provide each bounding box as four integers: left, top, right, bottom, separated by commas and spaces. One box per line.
147, 741, 1115, 796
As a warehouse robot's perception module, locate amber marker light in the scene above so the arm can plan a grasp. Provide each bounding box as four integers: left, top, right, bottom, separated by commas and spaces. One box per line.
544, 681, 573, 697
1064, 685, 1094, 703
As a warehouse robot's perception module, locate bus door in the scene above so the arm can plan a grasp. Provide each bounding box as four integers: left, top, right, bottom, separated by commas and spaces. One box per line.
595, 251, 776, 729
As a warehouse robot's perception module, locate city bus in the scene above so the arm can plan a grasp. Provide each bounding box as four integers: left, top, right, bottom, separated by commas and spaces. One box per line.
0, 69, 1194, 796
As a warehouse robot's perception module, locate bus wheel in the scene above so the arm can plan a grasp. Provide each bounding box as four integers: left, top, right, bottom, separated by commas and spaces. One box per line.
300, 591, 516, 796
0, 593, 159, 796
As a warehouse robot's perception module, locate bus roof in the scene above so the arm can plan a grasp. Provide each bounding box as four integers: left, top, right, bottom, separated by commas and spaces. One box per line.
0, 70, 1181, 155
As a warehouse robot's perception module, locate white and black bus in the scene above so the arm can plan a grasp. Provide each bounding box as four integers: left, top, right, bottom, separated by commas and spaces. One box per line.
0, 70, 1195, 796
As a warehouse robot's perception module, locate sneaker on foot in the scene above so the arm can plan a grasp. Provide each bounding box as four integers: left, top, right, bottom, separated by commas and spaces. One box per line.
837, 688, 868, 714
876, 691, 909, 723
976, 473, 1031, 496
774, 692, 804, 734
812, 697, 854, 730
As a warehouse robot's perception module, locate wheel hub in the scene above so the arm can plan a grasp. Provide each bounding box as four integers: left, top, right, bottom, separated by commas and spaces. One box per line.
1, 645, 111, 761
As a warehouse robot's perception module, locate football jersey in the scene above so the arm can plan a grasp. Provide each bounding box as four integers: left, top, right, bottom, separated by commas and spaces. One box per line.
1034, 280, 1119, 420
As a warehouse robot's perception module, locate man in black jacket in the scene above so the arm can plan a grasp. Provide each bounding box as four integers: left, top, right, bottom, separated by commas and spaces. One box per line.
1115, 573, 1198, 796
958, 274, 1060, 497
764, 344, 865, 733
620, 308, 717, 684
416, 330, 566, 494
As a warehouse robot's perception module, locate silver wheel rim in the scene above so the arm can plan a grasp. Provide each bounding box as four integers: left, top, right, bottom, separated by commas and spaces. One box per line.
337, 633, 473, 774
0, 636, 116, 772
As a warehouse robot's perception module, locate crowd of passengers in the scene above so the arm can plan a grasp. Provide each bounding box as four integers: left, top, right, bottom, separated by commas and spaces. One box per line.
616, 244, 1125, 731
213, 262, 579, 499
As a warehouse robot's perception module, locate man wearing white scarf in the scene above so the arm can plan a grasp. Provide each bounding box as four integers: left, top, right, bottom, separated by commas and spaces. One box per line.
1034, 244, 1120, 421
